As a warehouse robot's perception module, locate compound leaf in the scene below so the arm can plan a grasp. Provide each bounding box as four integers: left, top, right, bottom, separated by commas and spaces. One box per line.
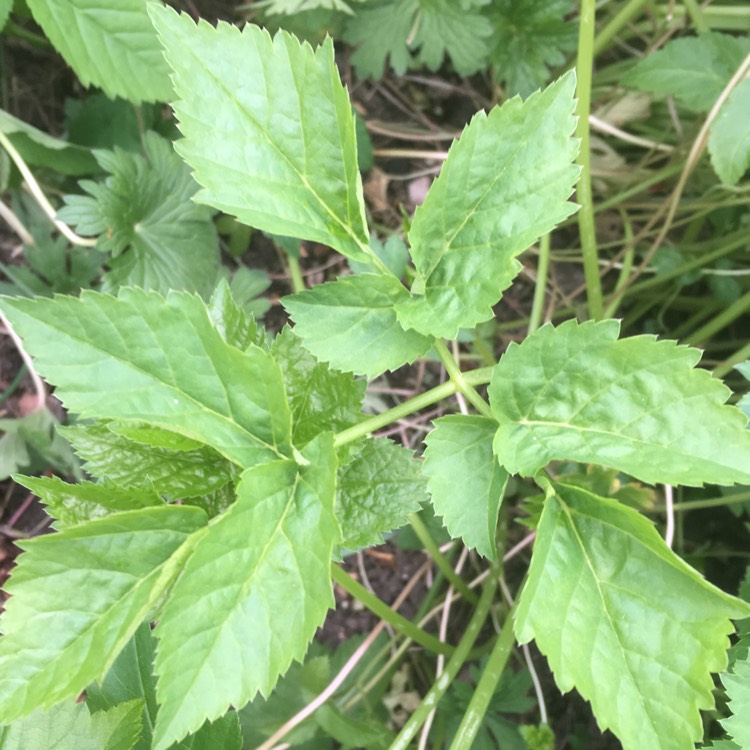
423, 415, 507, 559
25, 0, 172, 104
489, 319, 750, 486
152, 433, 339, 750
395, 71, 579, 338
1, 289, 293, 468
516, 482, 750, 750
283, 274, 433, 377
150, 6, 369, 261
709, 78, 750, 186
337, 438, 427, 549
0, 506, 208, 725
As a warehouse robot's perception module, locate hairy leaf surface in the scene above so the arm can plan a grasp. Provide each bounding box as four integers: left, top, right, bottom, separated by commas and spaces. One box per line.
489, 319, 750, 486
1, 289, 293, 467
423, 415, 507, 559
516, 482, 750, 750
150, 6, 369, 261
395, 72, 579, 338
0, 507, 207, 724
284, 274, 432, 377
338, 438, 427, 549
25, 0, 172, 104
709, 78, 750, 186
152, 434, 339, 749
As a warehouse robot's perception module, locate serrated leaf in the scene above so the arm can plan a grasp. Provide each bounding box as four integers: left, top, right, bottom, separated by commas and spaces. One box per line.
58, 133, 220, 297
722, 638, 750, 749
1, 289, 293, 467
272, 326, 365, 445
395, 72, 579, 338
423, 415, 507, 559
489, 319, 750, 486
0, 699, 143, 750
62, 424, 233, 499
16, 475, 163, 529
208, 279, 259, 351
284, 274, 433, 377
515, 482, 750, 750
151, 433, 339, 749
625, 32, 750, 113
338, 438, 427, 549
0, 506, 208, 724
25, 0, 172, 104
709, 78, 750, 186
174, 713, 243, 750
150, 6, 369, 261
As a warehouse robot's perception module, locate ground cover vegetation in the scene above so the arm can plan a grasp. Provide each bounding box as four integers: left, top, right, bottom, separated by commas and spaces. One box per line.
0, 1, 750, 748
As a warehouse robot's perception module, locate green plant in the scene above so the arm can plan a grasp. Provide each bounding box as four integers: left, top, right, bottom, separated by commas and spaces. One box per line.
1, 8, 750, 750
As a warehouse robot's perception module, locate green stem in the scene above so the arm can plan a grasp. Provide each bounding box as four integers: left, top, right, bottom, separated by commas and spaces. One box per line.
603, 210, 634, 318
333, 367, 494, 449
433, 340, 493, 418
0, 364, 27, 405
447, 601, 518, 750
575, 0, 604, 320
713, 340, 750, 379
683, 290, 750, 346
286, 253, 306, 294
388, 557, 501, 750
331, 564, 454, 657
408, 514, 478, 605
593, 0, 651, 57
528, 234, 550, 335
683, 0, 710, 33
654, 491, 750, 513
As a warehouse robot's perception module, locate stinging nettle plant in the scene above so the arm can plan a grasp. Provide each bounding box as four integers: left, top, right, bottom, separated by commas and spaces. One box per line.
1, 6, 750, 749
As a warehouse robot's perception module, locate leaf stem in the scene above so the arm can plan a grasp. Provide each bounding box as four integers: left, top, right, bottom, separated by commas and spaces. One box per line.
408, 515, 478, 605
331, 564, 454, 657
683, 290, 750, 346
575, 0, 605, 320
286, 253, 306, 294
593, 0, 651, 57
433, 340, 493, 418
713, 341, 750, 379
388, 555, 501, 750
528, 234, 550, 335
683, 0, 710, 33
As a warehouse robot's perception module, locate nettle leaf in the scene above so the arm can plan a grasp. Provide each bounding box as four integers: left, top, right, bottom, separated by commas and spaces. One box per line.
423, 415, 508, 559
0, 289, 293, 467
150, 6, 370, 261
488, 0, 577, 97
709, 78, 750, 187
0, 699, 143, 750
516, 482, 750, 750
338, 438, 427, 549
0, 506, 208, 724
284, 274, 433, 378
395, 71, 579, 339
722, 636, 750, 749
489, 319, 750, 486
152, 433, 339, 750
271, 327, 365, 445
625, 32, 750, 113
16, 476, 163, 529
58, 133, 220, 297
25, 0, 172, 104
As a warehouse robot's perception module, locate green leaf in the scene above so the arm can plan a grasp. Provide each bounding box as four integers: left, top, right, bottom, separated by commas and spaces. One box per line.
16, 475, 163, 529
489, 319, 750, 486
625, 32, 750, 113
337, 438, 427, 549
0, 506, 208, 724
515, 482, 750, 750
207, 279, 260, 351
487, 0, 577, 97
0, 699, 143, 750
151, 433, 339, 749
709, 78, 750, 186
58, 133, 220, 297
395, 72, 579, 338
0, 0, 11, 31
262, 0, 359, 13
423, 415, 508, 559
271, 326, 365, 446
150, 6, 370, 261
349, 234, 409, 278
25, 0, 172, 104
1, 289, 293, 467
722, 639, 750, 749
284, 273, 433, 377
61, 424, 233, 499
174, 713, 242, 750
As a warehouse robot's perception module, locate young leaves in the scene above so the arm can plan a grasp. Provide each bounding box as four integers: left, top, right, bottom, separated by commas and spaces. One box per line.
423, 415, 508, 559
0, 289, 293, 467
150, 6, 370, 262
0, 506, 208, 725
515, 482, 750, 750
489, 320, 750, 486
395, 71, 579, 339
152, 434, 339, 749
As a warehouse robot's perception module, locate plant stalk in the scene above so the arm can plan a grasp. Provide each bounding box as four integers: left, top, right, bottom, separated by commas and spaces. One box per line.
528, 234, 550, 335
433, 340, 493, 418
